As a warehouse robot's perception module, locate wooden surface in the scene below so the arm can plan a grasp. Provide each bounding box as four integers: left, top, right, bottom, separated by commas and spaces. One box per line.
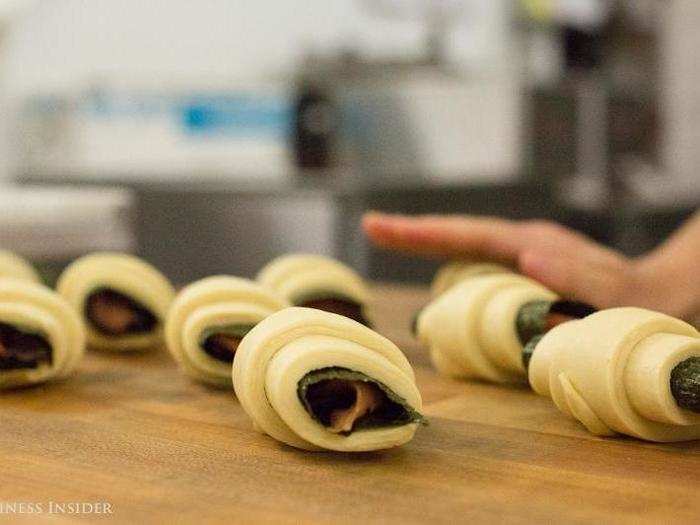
2, 284, 700, 524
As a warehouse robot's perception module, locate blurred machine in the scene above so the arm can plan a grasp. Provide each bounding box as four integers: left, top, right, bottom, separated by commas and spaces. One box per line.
16, 52, 528, 283
12, 1, 698, 283
19, 84, 295, 183
296, 55, 523, 186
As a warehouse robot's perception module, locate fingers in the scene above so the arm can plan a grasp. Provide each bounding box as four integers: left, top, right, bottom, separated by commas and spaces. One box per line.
518, 248, 630, 309
362, 212, 522, 263
363, 211, 661, 315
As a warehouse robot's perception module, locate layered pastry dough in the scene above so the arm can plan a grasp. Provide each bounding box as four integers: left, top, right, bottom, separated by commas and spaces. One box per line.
233, 307, 423, 451
257, 254, 371, 325
529, 307, 700, 442
0, 251, 40, 283
431, 260, 511, 298
0, 278, 85, 388
57, 253, 175, 351
165, 276, 289, 386
417, 273, 556, 382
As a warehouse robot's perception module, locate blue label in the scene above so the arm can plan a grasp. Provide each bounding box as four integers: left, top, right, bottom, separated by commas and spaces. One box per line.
181, 94, 292, 138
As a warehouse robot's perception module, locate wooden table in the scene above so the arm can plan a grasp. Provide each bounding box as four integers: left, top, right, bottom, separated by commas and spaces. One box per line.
2, 284, 699, 524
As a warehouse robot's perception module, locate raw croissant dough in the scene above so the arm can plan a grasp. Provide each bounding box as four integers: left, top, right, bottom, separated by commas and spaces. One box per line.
0, 251, 40, 283
57, 253, 175, 351
257, 254, 371, 322
232, 307, 422, 451
417, 273, 556, 383
431, 260, 511, 298
165, 276, 289, 386
529, 307, 700, 442
0, 279, 85, 388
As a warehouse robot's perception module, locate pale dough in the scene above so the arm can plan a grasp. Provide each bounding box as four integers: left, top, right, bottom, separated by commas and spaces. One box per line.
0, 251, 40, 283
0, 279, 85, 389
529, 307, 700, 442
431, 260, 512, 298
417, 273, 556, 383
257, 254, 371, 320
56, 252, 175, 351
232, 307, 422, 451
165, 276, 289, 386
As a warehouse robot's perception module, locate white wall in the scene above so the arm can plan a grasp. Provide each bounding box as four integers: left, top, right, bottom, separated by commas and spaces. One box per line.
0, 0, 514, 93
0, 0, 516, 181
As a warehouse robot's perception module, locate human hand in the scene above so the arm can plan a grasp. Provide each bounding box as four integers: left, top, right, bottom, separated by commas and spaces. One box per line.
363, 212, 693, 320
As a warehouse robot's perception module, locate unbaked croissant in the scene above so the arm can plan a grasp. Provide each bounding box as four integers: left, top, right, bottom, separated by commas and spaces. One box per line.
529, 307, 700, 442
0, 278, 84, 388
257, 254, 371, 326
57, 253, 175, 351
0, 251, 40, 283
431, 260, 511, 298
233, 307, 424, 451
417, 273, 557, 383
165, 276, 289, 386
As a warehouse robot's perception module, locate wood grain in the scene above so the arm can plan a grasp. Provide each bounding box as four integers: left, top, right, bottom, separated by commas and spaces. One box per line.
1, 283, 699, 524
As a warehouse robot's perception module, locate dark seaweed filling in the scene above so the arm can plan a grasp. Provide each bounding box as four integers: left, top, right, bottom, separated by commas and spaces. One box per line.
85, 288, 157, 337
297, 297, 370, 327
298, 367, 425, 435
521, 334, 545, 371
199, 325, 254, 364
0, 322, 52, 371
202, 334, 240, 364
670, 357, 700, 413
410, 309, 421, 336
517, 300, 596, 347
549, 300, 597, 320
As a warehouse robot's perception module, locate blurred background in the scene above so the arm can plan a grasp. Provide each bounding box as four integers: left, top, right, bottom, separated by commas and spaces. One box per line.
0, 0, 697, 284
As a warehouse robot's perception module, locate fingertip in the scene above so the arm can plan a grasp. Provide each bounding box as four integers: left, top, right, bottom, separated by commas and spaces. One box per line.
361, 212, 377, 232
362, 212, 389, 238
362, 210, 384, 223
362, 211, 401, 227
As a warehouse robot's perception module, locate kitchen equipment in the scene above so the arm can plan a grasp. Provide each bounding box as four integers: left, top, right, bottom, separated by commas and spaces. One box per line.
296, 52, 524, 185
18, 84, 294, 183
